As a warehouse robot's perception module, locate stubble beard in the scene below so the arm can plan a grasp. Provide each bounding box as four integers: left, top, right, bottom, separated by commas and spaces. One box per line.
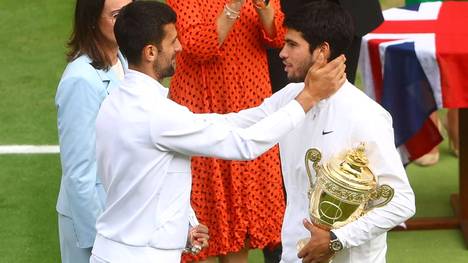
287, 56, 314, 83
288, 73, 306, 83
154, 58, 175, 79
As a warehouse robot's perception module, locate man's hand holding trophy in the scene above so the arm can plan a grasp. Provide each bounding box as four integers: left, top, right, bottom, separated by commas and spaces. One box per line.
297, 143, 394, 262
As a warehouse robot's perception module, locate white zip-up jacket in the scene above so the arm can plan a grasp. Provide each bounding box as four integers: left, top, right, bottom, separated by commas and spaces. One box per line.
92, 69, 306, 263
215, 81, 416, 263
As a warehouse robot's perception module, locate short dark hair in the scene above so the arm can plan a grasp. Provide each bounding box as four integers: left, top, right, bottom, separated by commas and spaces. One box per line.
284, 0, 354, 61
114, 1, 177, 65
67, 0, 111, 70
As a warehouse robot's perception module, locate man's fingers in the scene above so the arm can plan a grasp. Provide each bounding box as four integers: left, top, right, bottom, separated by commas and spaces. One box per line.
194, 237, 209, 248
302, 254, 314, 263
333, 54, 346, 65
196, 224, 209, 234
326, 56, 346, 77
317, 52, 326, 66
303, 218, 315, 232
297, 245, 307, 258
193, 232, 210, 240
192, 236, 209, 249
329, 64, 346, 87
194, 233, 209, 240
202, 239, 209, 248
314, 54, 345, 87
334, 59, 347, 76
322, 252, 335, 263
303, 252, 332, 263
321, 54, 345, 74
338, 72, 347, 87
306, 52, 330, 80
326, 60, 346, 90
193, 226, 210, 242
310, 52, 326, 72
301, 251, 316, 263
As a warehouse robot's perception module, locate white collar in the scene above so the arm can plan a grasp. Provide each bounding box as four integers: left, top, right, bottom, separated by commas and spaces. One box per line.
314, 80, 350, 109
125, 69, 168, 97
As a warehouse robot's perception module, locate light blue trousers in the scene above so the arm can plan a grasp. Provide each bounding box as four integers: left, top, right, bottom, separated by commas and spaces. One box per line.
58, 214, 92, 263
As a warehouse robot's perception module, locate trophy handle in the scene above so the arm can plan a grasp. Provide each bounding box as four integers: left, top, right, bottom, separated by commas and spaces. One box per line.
367, 184, 394, 210
304, 148, 322, 192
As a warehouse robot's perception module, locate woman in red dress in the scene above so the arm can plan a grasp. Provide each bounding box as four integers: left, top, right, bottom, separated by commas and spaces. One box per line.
167, 0, 285, 262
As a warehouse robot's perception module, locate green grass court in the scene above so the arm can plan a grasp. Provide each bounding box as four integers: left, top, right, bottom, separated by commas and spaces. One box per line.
1, 0, 467, 262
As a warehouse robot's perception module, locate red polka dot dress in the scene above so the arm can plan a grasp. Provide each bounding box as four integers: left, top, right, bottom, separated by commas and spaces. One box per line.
167, 0, 286, 260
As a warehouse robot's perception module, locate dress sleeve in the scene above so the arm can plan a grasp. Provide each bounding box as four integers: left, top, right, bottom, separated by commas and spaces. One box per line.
167, 0, 221, 63
260, 0, 285, 48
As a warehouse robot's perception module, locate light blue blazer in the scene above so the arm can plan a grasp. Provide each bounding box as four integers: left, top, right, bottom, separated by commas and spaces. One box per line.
55, 53, 127, 248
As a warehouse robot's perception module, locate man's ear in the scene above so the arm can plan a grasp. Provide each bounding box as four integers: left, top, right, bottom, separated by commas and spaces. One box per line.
142, 44, 158, 63
312, 42, 331, 62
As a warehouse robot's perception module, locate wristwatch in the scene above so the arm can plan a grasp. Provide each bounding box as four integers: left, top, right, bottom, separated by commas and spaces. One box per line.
329, 231, 343, 252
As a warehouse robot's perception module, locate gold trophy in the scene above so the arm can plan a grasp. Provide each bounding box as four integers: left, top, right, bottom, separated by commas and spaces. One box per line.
297, 143, 394, 251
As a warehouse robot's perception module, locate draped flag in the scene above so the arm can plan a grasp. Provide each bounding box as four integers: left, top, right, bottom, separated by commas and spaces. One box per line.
359, 1, 468, 163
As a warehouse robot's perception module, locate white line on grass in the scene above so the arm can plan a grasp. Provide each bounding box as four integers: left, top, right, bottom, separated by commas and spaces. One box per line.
0, 145, 59, 154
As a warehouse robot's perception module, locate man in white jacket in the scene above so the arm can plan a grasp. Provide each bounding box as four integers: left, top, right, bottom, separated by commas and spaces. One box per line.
90, 1, 346, 262
218, 1, 416, 262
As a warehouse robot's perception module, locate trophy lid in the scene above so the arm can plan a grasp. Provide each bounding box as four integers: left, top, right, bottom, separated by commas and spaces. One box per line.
321, 143, 376, 192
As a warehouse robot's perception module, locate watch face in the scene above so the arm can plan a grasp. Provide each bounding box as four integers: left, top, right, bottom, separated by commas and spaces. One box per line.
331, 240, 343, 251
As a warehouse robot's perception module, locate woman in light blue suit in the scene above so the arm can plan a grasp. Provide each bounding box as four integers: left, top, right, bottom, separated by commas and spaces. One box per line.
55, 0, 131, 262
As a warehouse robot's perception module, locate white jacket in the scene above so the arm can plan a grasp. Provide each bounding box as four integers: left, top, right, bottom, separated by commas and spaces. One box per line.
92, 69, 306, 263
214, 81, 416, 263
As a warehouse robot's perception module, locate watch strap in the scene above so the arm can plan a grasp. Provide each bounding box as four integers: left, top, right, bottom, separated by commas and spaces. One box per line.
329, 230, 343, 252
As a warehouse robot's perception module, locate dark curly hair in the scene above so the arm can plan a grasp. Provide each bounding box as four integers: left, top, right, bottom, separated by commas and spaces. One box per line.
284, 0, 354, 61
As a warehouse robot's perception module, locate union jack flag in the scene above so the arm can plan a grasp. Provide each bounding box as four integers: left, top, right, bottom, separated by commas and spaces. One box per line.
359, 1, 468, 163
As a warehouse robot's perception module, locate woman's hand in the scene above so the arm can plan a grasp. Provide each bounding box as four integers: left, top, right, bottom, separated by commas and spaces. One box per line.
252, 0, 268, 9
227, 0, 245, 13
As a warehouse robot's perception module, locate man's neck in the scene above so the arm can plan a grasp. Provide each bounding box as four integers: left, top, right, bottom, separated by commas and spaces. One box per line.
129, 64, 161, 81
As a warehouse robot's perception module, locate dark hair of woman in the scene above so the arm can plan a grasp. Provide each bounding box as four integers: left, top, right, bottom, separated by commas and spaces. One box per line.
66, 0, 111, 70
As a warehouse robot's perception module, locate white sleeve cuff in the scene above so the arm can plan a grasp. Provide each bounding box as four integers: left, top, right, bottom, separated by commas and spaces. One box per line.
283, 99, 306, 127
